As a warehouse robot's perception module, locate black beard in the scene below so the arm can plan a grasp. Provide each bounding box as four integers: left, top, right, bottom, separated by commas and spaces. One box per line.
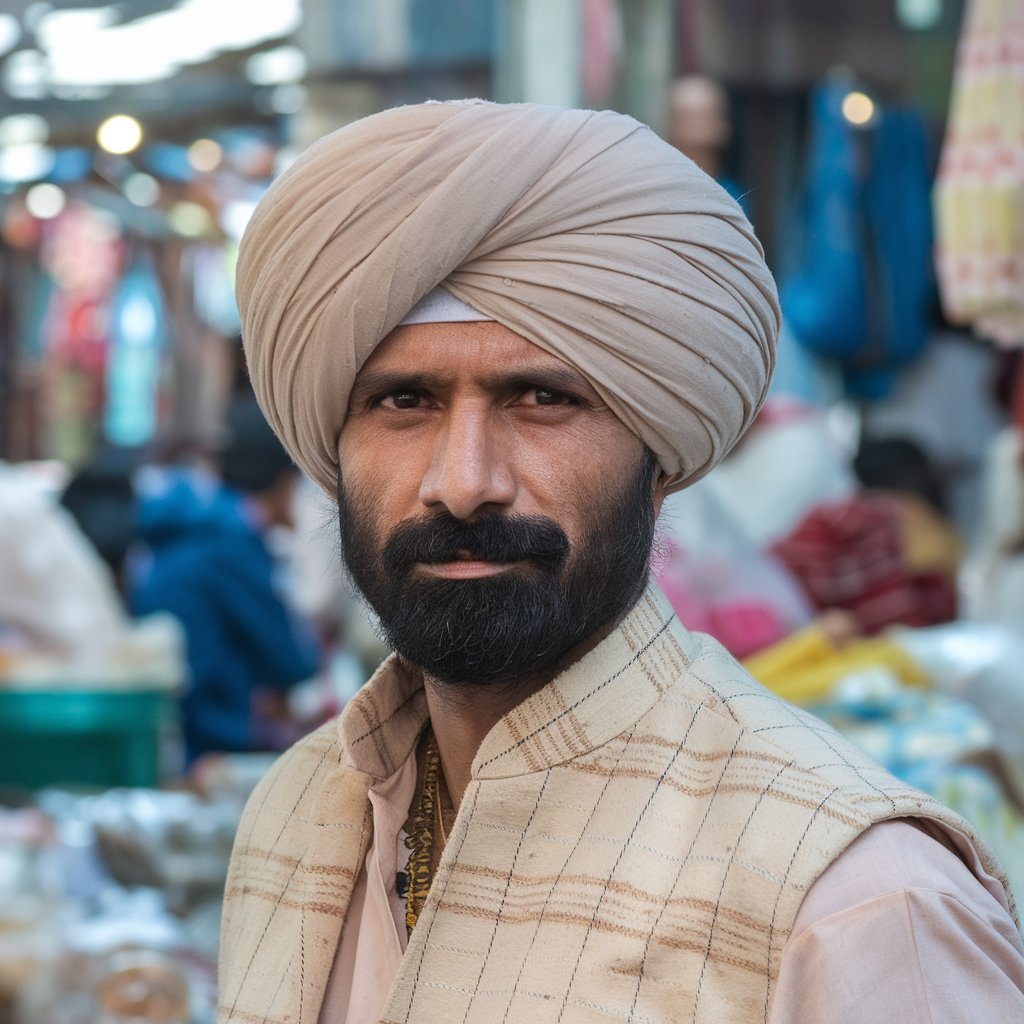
338, 451, 658, 690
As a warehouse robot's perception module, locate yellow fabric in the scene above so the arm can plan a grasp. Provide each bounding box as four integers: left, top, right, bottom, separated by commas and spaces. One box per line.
742, 623, 929, 706
217, 587, 1005, 1024
235, 101, 780, 495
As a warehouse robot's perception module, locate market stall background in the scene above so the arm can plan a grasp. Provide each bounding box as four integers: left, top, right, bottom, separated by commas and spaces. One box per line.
1, 1, 1023, 1022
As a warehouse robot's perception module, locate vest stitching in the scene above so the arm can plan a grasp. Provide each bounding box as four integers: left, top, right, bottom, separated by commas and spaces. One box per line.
682, 661, 742, 725
750, 699, 898, 816
225, 743, 336, 1021
478, 616, 675, 772
691, 748, 790, 1020
563, 702, 707, 1023
501, 725, 639, 1024
405, 782, 481, 1018
459, 772, 554, 1024
762, 784, 840, 1024
350, 686, 422, 749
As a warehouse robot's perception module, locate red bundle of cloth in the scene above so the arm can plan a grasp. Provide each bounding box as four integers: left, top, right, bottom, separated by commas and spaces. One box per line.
771, 495, 957, 634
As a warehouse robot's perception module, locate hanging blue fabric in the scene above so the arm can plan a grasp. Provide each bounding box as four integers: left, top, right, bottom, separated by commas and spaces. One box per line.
780, 80, 936, 399
848, 106, 934, 398
780, 81, 869, 363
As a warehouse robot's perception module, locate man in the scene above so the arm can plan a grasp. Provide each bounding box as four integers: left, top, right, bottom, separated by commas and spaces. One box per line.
219, 101, 1024, 1023
668, 74, 751, 219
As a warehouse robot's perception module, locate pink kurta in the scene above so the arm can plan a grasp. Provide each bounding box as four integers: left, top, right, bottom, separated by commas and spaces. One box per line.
319, 754, 1024, 1024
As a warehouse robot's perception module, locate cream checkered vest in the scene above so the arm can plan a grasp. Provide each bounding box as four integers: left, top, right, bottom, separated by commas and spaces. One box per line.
217, 587, 1009, 1023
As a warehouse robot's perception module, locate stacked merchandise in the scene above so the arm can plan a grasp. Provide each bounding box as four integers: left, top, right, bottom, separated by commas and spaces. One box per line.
0, 756, 274, 1024
0, 461, 184, 791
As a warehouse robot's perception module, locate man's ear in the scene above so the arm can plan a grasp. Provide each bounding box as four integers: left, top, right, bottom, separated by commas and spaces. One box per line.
652, 470, 670, 519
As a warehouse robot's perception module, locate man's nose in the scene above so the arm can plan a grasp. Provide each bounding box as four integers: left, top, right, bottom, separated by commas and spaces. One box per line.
418, 406, 516, 520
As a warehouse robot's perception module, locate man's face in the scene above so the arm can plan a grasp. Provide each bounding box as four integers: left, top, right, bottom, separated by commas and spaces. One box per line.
337, 321, 665, 688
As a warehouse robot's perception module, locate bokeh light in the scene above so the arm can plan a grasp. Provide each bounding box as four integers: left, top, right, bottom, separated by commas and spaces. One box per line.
25, 182, 66, 219
123, 172, 161, 207
97, 114, 143, 155
841, 91, 876, 126
187, 138, 223, 173
167, 201, 212, 237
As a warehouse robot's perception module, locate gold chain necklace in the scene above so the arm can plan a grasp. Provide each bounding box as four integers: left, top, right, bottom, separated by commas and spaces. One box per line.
403, 729, 450, 936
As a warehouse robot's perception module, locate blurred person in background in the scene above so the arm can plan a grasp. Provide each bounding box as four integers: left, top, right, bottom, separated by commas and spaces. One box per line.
130, 393, 321, 767
59, 443, 141, 599
853, 435, 962, 614
217, 101, 1024, 1024
668, 73, 752, 219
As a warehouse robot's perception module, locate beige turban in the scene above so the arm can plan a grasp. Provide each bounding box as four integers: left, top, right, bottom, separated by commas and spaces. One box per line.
235, 100, 779, 495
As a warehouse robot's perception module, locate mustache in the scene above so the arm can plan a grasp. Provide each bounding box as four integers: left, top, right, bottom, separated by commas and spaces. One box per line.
381, 512, 571, 574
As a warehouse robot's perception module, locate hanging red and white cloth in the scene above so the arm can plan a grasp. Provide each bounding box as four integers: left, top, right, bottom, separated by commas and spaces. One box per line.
934, 0, 1024, 348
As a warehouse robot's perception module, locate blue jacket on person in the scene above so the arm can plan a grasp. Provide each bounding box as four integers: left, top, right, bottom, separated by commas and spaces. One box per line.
130, 467, 320, 765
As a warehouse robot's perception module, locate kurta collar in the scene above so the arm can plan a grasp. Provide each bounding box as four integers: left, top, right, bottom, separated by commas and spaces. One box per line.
337, 586, 685, 783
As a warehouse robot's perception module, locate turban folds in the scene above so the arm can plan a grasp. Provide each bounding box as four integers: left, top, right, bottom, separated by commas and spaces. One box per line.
235, 100, 780, 495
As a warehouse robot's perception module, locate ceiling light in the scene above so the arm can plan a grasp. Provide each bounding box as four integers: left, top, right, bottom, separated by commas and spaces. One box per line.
188, 138, 222, 173
25, 182, 65, 219
35, 0, 302, 88
39, 6, 178, 85
97, 114, 143, 155
841, 91, 876, 127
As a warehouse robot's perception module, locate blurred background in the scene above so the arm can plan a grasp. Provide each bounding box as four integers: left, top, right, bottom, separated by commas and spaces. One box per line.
1, 1, 1023, 1021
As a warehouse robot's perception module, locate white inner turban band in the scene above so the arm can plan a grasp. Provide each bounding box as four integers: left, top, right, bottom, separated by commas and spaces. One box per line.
399, 286, 493, 326
235, 100, 780, 496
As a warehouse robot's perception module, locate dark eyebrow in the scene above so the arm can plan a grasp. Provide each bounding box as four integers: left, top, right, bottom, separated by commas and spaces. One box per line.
495, 365, 593, 394
348, 369, 453, 405
348, 362, 598, 406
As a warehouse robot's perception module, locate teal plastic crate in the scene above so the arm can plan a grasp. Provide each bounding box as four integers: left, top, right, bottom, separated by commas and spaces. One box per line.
0, 688, 175, 790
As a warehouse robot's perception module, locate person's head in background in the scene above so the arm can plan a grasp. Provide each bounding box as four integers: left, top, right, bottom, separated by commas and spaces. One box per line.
220, 394, 300, 530
59, 444, 141, 593
853, 436, 947, 514
668, 74, 732, 179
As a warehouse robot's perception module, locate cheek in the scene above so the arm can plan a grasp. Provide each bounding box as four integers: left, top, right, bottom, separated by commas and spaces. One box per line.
518, 429, 645, 542
338, 429, 427, 543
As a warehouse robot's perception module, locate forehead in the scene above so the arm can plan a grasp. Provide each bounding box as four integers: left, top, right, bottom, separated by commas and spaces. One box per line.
359, 320, 577, 379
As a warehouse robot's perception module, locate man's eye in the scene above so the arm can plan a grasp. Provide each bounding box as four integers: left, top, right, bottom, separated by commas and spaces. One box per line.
381, 390, 421, 409
532, 388, 573, 406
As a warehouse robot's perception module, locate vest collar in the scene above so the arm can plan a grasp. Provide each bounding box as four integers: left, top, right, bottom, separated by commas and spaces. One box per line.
337, 586, 685, 782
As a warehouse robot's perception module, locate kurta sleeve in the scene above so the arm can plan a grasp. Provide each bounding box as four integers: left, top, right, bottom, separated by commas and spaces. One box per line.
770, 819, 1024, 1023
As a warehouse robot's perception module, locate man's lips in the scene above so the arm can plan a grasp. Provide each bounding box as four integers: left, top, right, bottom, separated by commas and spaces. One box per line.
417, 560, 518, 579
414, 550, 523, 579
